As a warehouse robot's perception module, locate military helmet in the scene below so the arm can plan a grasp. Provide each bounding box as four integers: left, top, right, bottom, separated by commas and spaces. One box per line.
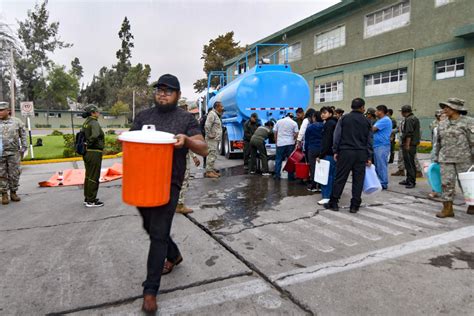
84, 104, 99, 113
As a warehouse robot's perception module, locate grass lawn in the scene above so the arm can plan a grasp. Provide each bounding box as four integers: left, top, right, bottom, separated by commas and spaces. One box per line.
24, 134, 119, 160
24, 135, 66, 160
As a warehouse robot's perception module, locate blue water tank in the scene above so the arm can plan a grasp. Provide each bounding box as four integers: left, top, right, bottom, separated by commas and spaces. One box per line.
209, 64, 310, 123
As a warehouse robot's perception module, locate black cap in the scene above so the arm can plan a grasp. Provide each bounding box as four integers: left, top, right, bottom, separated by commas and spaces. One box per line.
153, 74, 180, 91
399, 105, 412, 113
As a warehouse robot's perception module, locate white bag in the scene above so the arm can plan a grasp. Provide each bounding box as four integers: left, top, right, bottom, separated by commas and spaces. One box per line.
314, 159, 330, 185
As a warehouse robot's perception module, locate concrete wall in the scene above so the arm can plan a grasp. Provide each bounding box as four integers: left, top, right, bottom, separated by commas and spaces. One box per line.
28, 112, 128, 129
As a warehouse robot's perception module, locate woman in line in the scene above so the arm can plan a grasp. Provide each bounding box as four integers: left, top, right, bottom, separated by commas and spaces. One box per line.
304, 111, 324, 192
317, 107, 338, 205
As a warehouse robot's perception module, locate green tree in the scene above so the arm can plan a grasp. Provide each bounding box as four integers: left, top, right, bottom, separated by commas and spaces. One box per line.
16, 0, 72, 105
0, 21, 20, 102
109, 100, 130, 116
41, 64, 79, 110
115, 17, 134, 86
117, 63, 153, 112
70, 57, 83, 79
193, 31, 245, 93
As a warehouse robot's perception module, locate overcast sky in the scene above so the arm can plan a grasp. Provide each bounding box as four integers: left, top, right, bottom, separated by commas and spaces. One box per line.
1, 0, 339, 101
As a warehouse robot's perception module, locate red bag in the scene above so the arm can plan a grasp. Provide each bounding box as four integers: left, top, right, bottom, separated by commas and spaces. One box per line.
283, 148, 305, 173
295, 162, 310, 179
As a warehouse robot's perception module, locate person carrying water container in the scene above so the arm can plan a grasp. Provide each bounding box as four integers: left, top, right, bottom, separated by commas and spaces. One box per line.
81, 104, 105, 208
434, 98, 474, 218
130, 74, 208, 313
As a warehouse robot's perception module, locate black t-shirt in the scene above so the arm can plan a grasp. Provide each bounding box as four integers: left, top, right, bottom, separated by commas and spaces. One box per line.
131, 106, 201, 188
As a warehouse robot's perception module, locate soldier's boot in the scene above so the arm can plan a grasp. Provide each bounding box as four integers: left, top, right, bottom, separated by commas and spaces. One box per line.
10, 191, 21, 202
391, 170, 405, 176
2, 193, 9, 205
467, 205, 474, 215
205, 171, 219, 179
436, 202, 454, 218
176, 203, 193, 214
416, 171, 423, 178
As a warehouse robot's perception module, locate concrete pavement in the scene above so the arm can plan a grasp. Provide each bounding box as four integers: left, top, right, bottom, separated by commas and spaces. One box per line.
1, 154, 473, 315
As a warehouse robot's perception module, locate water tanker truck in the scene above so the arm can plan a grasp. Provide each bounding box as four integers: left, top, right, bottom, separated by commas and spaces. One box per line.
206, 44, 310, 158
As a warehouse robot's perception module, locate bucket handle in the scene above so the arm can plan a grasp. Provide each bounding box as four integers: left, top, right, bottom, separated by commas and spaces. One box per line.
142, 125, 156, 131
467, 165, 474, 173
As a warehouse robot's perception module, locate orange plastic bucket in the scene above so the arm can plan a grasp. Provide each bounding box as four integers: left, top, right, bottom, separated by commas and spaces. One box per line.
118, 125, 176, 207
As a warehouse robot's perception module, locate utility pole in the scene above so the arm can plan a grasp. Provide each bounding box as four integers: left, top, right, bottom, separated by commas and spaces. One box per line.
132, 89, 136, 120
10, 47, 15, 117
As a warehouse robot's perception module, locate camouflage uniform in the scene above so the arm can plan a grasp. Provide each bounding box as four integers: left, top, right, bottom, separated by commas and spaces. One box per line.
0, 116, 27, 193
178, 152, 197, 204
436, 115, 474, 202
205, 108, 222, 173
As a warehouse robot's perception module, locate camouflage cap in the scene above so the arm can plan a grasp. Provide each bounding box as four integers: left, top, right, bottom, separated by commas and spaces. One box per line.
365, 107, 376, 116
84, 104, 99, 113
439, 98, 467, 112
0, 101, 9, 110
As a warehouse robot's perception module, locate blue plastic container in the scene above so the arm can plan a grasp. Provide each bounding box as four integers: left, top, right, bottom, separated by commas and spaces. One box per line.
363, 165, 382, 195
427, 162, 442, 193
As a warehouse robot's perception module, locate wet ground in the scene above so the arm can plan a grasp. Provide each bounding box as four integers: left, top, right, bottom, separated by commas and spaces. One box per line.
1, 154, 473, 315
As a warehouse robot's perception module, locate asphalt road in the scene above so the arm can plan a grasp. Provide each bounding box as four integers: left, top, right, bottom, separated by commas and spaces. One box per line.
1, 154, 473, 315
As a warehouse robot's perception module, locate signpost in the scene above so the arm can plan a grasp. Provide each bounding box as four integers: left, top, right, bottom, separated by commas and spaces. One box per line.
20, 101, 35, 159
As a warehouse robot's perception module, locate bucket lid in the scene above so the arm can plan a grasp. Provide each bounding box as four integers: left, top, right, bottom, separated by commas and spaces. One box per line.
118, 125, 177, 144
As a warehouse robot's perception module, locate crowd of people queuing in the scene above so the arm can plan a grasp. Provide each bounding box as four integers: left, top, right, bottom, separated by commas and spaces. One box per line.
200, 96, 473, 218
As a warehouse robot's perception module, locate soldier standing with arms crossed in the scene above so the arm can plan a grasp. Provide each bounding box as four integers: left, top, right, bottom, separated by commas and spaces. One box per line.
435, 98, 474, 218
0, 102, 27, 205
204, 100, 223, 178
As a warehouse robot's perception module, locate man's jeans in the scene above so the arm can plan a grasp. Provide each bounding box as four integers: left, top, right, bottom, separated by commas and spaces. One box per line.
321, 155, 336, 199
274, 144, 295, 180
138, 184, 181, 295
374, 145, 390, 189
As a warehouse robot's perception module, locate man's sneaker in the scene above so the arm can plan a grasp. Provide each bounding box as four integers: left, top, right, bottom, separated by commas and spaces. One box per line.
250, 171, 256, 175
85, 200, 104, 208
318, 198, 330, 205
262, 173, 271, 176
324, 202, 339, 212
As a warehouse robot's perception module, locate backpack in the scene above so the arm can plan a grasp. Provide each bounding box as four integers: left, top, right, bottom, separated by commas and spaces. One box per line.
74, 130, 87, 155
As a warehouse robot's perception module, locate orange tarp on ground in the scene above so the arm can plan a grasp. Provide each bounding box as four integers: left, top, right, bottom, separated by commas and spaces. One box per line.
38, 163, 123, 187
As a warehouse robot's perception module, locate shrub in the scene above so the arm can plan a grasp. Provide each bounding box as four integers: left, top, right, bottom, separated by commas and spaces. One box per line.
50, 130, 64, 136
106, 129, 116, 135
104, 137, 122, 155
60, 125, 67, 128
63, 148, 75, 158
35, 124, 52, 128
107, 124, 122, 128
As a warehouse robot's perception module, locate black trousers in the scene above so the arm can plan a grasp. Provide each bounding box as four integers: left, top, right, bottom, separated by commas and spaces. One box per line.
330, 150, 367, 208
308, 148, 320, 185
243, 140, 251, 166
402, 145, 417, 185
138, 184, 181, 295
249, 140, 268, 173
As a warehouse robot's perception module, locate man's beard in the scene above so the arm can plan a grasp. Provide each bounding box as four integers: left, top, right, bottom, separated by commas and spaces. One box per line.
154, 99, 178, 113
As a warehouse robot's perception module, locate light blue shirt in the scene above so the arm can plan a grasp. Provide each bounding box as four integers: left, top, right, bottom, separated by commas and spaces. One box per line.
373, 116, 392, 148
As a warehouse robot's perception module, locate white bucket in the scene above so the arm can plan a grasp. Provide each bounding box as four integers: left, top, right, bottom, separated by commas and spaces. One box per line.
458, 165, 474, 206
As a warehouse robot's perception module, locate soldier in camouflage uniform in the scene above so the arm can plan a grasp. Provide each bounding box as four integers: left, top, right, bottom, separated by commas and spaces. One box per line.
204, 100, 223, 179
176, 100, 201, 214
435, 98, 474, 218
0, 102, 27, 205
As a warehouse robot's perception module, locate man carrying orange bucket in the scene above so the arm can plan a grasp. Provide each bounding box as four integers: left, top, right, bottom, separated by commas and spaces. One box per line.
129, 74, 208, 313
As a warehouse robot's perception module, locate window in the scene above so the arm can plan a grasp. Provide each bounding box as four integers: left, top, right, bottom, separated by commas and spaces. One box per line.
314, 25, 346, 54
365, 1, 410, 38
435, 57, 464, 80
314, 80, 343, 103
279, 42, 302, 63
435, 0, 454, 7
365, 68, 408, 97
